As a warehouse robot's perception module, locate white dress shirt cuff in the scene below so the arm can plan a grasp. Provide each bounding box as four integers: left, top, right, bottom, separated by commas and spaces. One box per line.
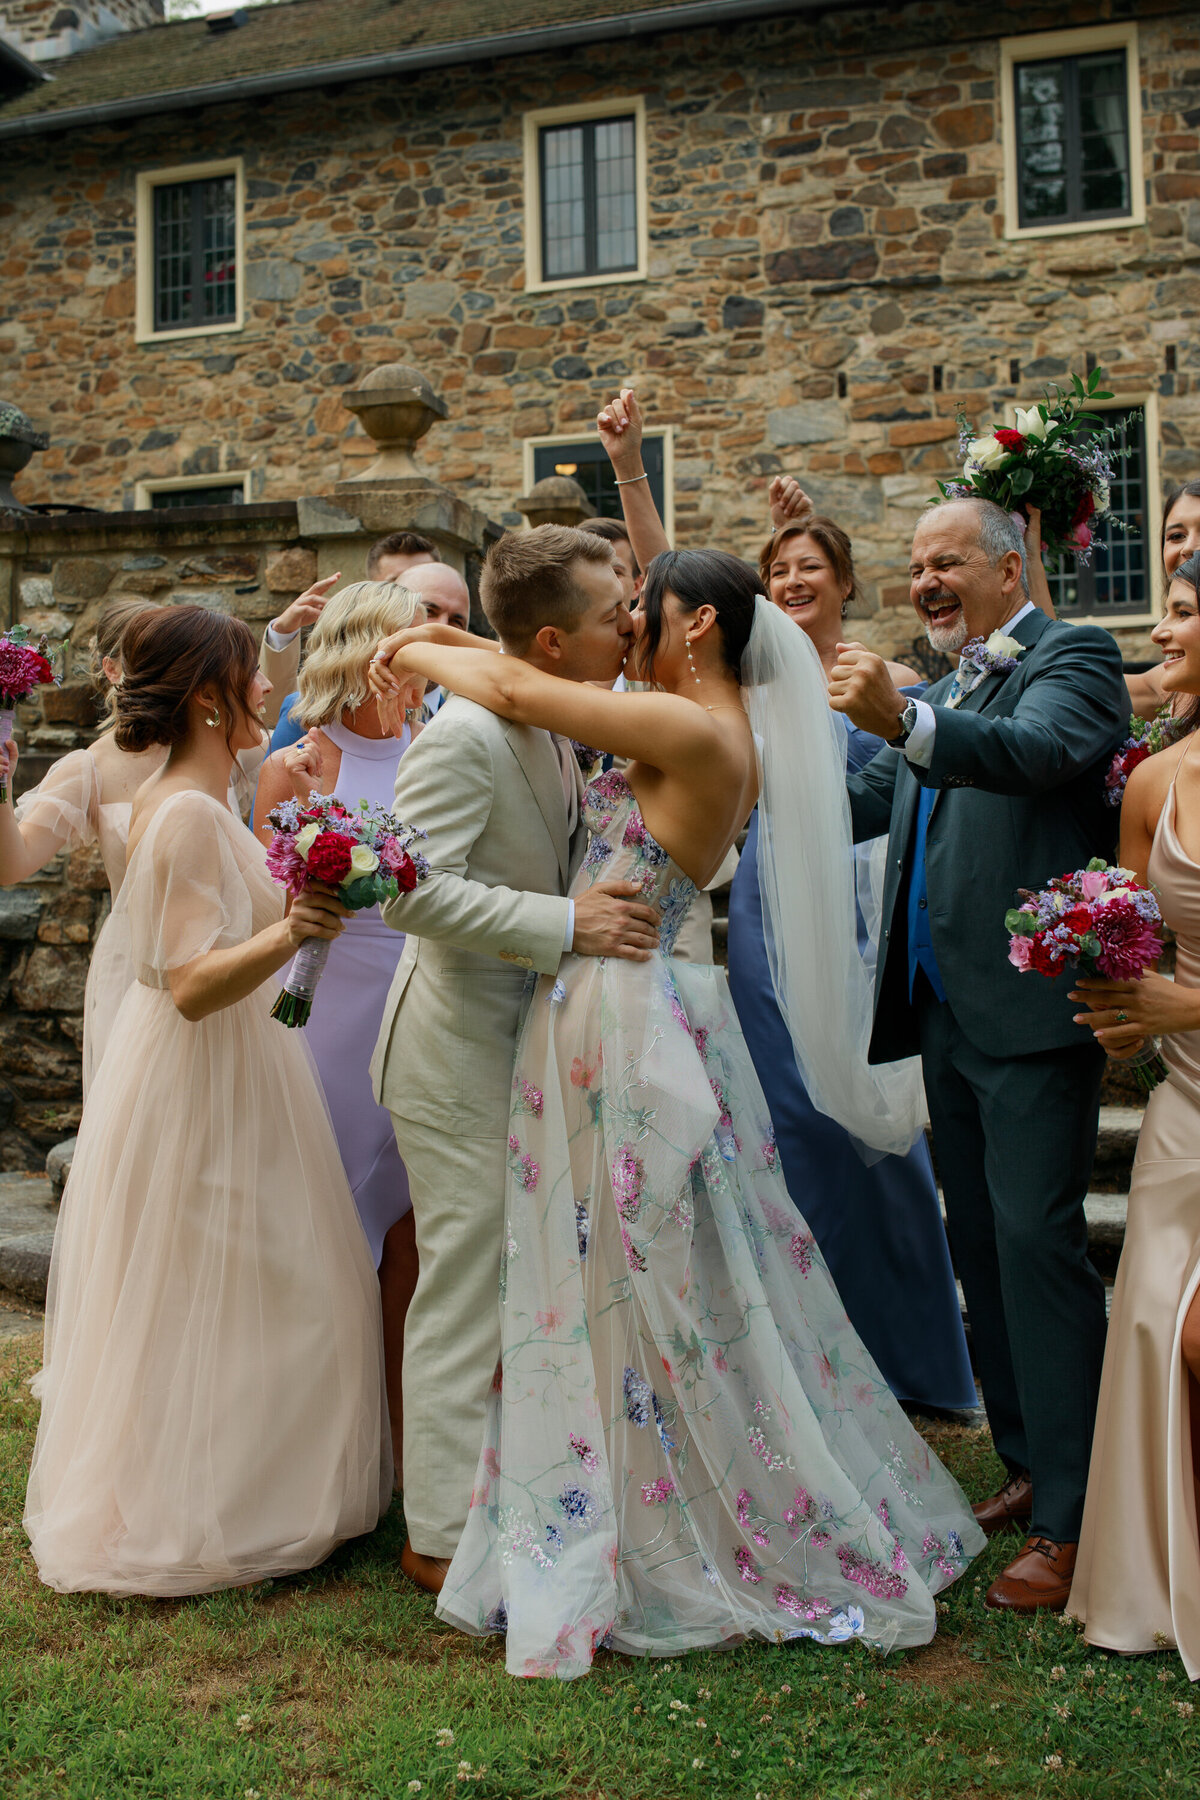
265, 624, 299, 651
901, 697, 937, 769
563, 900, 575, 954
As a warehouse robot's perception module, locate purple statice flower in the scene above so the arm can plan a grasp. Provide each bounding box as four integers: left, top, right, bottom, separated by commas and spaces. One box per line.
267, 797, 301, 831
641, 1477, 675, 1505
734, 1546, 762, 1584
623, 1366, 652, 1428
837, 1544, 909, 1600
570, 740, 602, 774
948, 1531, 964, 1559
557, 1481, 596, 1529
611, 1145, 645, 1222
545, 1523, 564, 1552
570, 1433, 599, 1472
582, 836, 614, 877
483, 1602, 508, 1632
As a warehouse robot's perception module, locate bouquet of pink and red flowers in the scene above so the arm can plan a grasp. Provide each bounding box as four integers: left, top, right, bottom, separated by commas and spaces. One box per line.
0, 624, 61, 803
936, 366, 1134, 563
1104, 707, 1187, 808
265, 793, 428, 1026
1005, 859, 1168, 1089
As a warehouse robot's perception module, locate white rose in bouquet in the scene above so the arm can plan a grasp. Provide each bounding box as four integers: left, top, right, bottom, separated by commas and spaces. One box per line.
1013, 405, 1052, 441
966, 434, 1008, 471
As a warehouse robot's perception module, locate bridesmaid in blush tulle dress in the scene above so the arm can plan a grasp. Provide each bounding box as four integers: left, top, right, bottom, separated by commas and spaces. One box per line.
1069, 558, 1200, 1677
25, 605, 390, 1596
0, 596, 269, 1090
254, 578, 425, 1483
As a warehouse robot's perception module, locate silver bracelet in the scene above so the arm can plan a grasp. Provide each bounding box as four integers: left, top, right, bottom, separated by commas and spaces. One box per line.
613, 472, 650, 486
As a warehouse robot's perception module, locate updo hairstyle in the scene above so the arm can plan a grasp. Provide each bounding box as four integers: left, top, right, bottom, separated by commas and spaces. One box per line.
114, 605, 259, 754
294, 580, 424, 728
89, 595, 161, 724
634, 548, 760, 685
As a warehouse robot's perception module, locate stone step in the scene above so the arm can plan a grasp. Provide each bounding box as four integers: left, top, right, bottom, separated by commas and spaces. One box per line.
0, 1171, 57, 1307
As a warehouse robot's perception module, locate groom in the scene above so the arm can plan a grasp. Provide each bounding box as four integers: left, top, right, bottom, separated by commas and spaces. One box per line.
829, 496, 1127, 1613
370, 525, 658, 1593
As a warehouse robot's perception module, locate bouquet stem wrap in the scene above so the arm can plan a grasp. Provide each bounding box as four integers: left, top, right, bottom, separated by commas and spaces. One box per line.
1126, 1036, 1169, 1094
0, 707, 14, 806
271, 936, 332, 1028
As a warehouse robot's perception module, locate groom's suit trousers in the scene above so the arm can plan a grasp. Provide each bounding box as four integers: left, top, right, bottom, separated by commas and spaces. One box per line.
389, 1115, 507, 1558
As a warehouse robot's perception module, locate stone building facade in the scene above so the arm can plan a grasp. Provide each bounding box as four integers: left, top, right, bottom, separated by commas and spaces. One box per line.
0, 0, 1196, 661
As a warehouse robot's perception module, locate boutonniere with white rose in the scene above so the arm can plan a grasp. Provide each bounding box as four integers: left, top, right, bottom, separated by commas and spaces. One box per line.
264, 793, 429, 1025
933, 365, 1138, 565
947, 631, 1026, 708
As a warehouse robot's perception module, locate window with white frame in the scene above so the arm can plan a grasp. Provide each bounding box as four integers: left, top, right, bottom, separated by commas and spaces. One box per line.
135, 159, 245, 342
523, 99, 647, 291
134, 472, 251, 511
525, 430, 673, 540
1000, 26, 1144, 240
1042, 398, 1161, 621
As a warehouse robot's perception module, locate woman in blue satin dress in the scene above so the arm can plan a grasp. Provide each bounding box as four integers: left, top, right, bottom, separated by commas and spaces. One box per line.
727, 519, 975, 1414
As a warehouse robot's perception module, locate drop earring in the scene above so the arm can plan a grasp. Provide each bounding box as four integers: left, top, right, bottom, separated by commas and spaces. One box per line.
205, 705, 220, 728
685, 635, 701, 686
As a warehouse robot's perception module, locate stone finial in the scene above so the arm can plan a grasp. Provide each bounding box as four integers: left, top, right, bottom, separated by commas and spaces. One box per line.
0, 400, 49, 511
515, 474, 596, 529
339, 361, 449, 487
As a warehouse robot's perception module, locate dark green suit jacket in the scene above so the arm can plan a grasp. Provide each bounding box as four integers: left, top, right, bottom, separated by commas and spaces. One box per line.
848, 608, 1127, 1064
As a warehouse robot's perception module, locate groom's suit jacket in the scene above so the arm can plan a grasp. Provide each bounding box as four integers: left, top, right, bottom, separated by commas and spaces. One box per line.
847, 608, 1127, 1066
370, 695, 587, 1137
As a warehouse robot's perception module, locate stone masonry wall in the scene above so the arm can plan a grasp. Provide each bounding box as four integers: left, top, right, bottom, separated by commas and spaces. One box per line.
0, 506, 314, 1170
0, 0, 162, 51
4, 1, 1199, 661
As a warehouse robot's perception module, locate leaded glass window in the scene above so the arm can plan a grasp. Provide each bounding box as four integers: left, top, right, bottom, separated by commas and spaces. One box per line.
533, 436, 665, 523
1045, 411, 1149, 617
148, 484, 245, 510
1015, 50, 1132, 227
539, 115, 638, 282
152, 176, 238, 332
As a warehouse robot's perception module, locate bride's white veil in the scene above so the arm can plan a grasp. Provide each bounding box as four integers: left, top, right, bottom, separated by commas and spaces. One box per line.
741, 597, 928, 1161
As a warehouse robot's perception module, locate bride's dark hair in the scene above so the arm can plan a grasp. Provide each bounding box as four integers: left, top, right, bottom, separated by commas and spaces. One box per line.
634, 548, 760, 686
114, 605, 259, 753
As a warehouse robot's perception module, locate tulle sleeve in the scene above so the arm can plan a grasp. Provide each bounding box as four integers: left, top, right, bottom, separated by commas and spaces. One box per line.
14, 748, 98, 855
127, 793, 255, 980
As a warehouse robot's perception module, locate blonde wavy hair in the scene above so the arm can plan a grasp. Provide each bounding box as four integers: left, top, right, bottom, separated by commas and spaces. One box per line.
294, 579, 424, 728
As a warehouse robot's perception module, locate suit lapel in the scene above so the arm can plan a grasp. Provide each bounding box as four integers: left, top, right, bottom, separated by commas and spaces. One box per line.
503, 722, 570, 884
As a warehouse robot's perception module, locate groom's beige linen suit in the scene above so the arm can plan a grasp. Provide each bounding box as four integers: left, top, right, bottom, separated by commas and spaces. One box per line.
371, 695, 587, 1556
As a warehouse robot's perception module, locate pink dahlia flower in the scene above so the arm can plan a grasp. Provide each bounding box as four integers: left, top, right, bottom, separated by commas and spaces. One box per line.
1093, 898, 1161, 981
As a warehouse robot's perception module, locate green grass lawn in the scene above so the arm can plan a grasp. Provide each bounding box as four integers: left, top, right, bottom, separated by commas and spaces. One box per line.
2, 1333, 1196, 1800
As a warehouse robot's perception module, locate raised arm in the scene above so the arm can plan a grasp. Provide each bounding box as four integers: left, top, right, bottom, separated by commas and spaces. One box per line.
375, 640, 719, 780
596, 389, 671, 570
0, 743, 96, 885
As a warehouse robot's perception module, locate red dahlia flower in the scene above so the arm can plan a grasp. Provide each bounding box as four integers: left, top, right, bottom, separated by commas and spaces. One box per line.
1093, 897, 1162, 981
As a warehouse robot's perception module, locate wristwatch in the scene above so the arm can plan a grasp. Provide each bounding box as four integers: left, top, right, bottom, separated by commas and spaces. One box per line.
890, 698, 919, 746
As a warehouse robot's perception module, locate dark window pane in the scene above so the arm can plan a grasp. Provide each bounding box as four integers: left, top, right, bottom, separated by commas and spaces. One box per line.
1045, 410, 1147, 617
1014, 50, 1131, 227
152, 174, 237, 331
149, 484, 244, 509
533, 436, 665, 523
539, 115, 638, 281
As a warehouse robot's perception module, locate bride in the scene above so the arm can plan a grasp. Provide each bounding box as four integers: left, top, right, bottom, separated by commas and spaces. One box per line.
372, 546, 983, 1677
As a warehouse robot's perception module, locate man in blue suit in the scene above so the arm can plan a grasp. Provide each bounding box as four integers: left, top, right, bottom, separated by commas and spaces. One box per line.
830, 497, 1127, 1614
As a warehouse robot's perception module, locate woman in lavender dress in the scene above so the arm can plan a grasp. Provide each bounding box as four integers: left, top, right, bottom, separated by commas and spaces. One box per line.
254, 579, 423, 1483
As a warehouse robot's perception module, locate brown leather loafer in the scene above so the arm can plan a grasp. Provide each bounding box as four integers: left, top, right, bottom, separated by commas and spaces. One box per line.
400, 1539, 452, 1596
972, 1470, 1033, 1537
985, 1536, 1077, 1613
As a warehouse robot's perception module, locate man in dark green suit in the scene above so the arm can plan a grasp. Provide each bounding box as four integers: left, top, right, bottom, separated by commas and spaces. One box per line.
830, 497, 1127, 1613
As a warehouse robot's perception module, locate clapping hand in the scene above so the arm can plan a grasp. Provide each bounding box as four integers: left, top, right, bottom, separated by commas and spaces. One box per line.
271, 572, 341, 638
828, 643, 906, 740
282, 733, 324, 803
768, 475, 814, 530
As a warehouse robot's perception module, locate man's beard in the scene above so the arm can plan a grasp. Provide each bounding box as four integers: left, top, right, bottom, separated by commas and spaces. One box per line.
924, 613, 971, 655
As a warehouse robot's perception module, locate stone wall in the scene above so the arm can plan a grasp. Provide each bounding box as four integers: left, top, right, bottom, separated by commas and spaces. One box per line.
4, 1, 1198, 660
0, 0, 162, 52
0, 503, 310, 1169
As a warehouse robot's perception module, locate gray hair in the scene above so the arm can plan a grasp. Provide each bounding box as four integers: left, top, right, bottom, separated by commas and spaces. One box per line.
920, 496, 1029, 598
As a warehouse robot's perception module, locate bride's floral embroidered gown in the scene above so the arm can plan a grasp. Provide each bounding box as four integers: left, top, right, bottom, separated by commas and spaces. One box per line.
438, 771, 984, 1676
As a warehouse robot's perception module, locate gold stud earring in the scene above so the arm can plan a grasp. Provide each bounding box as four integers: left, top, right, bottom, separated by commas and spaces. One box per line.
205, 706, 220, 729
685, 636, 701, 685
